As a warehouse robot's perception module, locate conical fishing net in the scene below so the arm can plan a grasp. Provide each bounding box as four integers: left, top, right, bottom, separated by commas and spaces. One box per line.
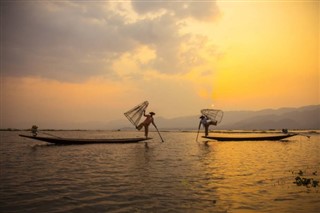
201, 109, 224, 124
124, 101, 149, 127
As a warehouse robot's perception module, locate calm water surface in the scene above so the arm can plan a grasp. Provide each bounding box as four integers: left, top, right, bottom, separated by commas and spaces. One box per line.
1, 130, 319, 213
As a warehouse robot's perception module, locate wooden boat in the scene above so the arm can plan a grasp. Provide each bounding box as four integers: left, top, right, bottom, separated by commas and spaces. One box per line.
19, 134, 151, 145
202, 133, 297, 141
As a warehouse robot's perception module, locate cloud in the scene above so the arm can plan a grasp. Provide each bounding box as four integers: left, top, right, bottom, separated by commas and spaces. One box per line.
2, 1, 220, 82
2, 1, 133, 81
131, 0, 220, 20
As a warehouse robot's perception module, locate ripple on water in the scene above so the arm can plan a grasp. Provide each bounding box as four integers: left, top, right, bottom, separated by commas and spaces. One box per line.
1, 131, 319, 213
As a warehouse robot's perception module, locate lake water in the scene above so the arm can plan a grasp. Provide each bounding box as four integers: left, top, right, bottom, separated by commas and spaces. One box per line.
1, 130, 319, 213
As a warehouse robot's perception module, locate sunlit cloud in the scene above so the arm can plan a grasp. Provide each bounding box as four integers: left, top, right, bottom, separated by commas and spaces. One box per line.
1, 0, 318, 128
2, 1, 220, 82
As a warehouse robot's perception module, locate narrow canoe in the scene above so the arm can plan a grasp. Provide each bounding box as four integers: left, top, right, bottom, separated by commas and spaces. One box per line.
202, 133, 297, 141
19, 134, 151, 145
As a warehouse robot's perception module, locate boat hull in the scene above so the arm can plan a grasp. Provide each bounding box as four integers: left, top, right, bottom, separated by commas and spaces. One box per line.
19, 134, 151, 145
202, 134, 297, 141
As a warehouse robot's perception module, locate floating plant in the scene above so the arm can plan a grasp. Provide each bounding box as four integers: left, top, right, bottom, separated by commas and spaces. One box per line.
294, 176, 319, 187
292, 169, 319, 188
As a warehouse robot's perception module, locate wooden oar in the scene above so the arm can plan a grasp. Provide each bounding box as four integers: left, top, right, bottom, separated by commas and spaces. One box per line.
40, 131, 62, 138
297, 133, 311, 139
155, 126, 164, 142
196, 121, 201, 142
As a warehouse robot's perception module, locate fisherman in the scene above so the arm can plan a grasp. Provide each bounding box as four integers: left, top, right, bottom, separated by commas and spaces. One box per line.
199, 115, 217, 137
136, 110, 158, 138
31, 125, 38, 137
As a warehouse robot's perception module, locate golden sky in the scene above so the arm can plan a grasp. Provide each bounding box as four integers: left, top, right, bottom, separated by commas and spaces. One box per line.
1, 0, 319, 128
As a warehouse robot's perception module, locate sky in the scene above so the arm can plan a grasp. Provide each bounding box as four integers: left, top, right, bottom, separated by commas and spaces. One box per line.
1, 0, 319, 129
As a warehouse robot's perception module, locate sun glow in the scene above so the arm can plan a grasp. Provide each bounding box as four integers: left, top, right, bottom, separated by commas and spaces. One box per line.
2, 1, 318, 128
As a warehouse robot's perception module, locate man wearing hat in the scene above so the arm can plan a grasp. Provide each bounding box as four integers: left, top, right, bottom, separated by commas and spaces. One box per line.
136, 110, 158, 138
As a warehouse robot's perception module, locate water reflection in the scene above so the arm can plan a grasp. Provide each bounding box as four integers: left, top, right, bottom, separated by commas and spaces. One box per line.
1, 131, 319, 213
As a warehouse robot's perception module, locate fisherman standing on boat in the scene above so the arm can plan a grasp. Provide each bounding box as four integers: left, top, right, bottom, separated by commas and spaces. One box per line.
31, 125, 38, 137
199, 115, 217, 137
136, 110, 158, 138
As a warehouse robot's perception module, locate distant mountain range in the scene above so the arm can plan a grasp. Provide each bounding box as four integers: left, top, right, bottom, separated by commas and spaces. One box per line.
5, 105, 318, 130
106, 105, 320, 130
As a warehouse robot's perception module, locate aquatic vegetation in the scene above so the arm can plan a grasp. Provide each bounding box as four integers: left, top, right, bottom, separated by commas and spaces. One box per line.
294, 176, 319, 187
292, 170, 319, 188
